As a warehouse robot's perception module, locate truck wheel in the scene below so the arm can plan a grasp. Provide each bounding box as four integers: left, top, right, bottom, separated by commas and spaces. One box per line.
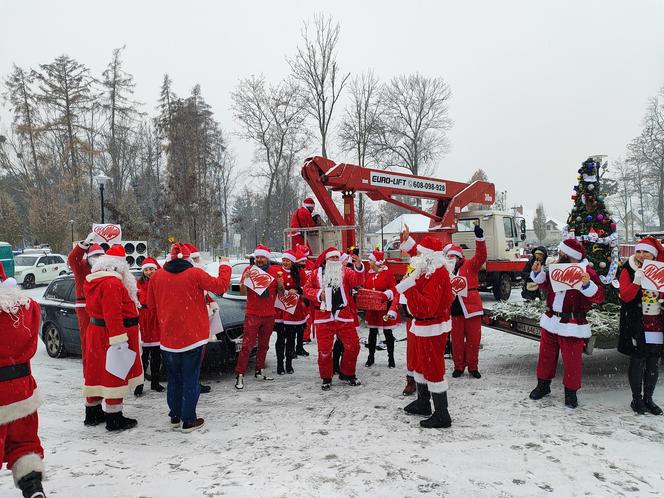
44, 322, 67, 358
22, 274, 35, 289
492, 273, 512, 301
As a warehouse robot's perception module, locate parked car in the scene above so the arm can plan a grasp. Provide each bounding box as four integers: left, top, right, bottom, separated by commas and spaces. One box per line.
38, 274, 246, 370
15, 253, 69, 289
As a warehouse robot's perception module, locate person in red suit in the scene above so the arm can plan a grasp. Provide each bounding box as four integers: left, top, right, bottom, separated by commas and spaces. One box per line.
236, 244, 283, 390
396, 227, 455, 428
289, 197, 316, 250
296, 244, 316, 346
303, 247, 365, 391
134, 257, 163, 396
83, 244, 144, 431
148, 243, 231, 432
447, 224, 487, 379
363, 249, 400, 368
0, 278, 46, 497
528, 238, 605, 408
274, 249, 310, 375
618, 236, 664, 415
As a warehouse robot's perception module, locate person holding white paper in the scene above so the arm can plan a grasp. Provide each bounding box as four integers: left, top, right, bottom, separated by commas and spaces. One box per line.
83, 244, 144, 431
618, 236, 664, 415
528, 239, 605, 409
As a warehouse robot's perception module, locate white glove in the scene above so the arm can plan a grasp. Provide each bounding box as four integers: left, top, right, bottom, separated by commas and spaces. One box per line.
383, 289, 394, 301
387, 310, 397, 320
633, 269, 644, 286
105, 341, 136, 380
82, 231, 96, 247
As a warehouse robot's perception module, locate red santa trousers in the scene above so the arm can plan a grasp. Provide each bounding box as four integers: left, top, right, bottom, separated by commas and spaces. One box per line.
405, 318, 416, 377
536, 328, 584, 390
412, 332, 449, 393
316, 322, 360, 379
1, 413, 44, 474
451, 315, 482, 372
236, 314, 275, 375
75, 307, 90, 370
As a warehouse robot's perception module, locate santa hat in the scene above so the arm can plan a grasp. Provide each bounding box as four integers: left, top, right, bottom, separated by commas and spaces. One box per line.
106, 244, 127, 260
303, 197, 315, 208
141, 257, 161, 270
368, 250, 385, 265
295, 247, 309, 263
558, 239, 587, 261
446, 245, 464, 259
86, 243, 105, 259
282, 249, 298, 263
417, 236, 444, 255
170, 242, 191, 260
296, 244, 311, 257
253, 244, 272, 259
635, 236, 664, 261
0, 262, 6, 282
315, 246, 341, 268
185, 243, 201, 259
0, 263, 16, 289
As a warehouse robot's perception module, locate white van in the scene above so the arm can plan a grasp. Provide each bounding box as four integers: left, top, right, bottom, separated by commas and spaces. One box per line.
14, 253, 69, 289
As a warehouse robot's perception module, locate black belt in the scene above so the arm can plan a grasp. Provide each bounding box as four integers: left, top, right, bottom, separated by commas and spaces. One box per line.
412, 316, 443, 321
90, 317, 139, 327
546, 309, 586, 320
0, 362, 30, 382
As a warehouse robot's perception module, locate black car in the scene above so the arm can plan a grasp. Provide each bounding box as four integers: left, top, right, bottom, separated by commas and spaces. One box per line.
38, 275, 246, 370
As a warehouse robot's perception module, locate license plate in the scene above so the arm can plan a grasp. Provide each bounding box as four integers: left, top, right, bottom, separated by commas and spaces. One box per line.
515, 322, 541, 338
235, 341, 242, 352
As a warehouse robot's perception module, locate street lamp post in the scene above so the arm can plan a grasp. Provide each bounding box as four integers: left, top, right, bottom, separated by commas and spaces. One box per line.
69, 220, 75, 245
94, 174, 111, 223
254, 220, 258, 247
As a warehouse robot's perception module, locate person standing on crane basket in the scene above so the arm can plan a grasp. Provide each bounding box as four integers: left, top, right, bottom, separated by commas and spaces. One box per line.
290, 197, 317, 250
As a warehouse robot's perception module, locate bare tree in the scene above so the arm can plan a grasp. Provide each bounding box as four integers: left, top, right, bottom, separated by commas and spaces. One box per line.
533, 203, 547, 244
232, 75, 308, 241
608, 158, 635, 242
374, 73, 453, 179
467, 169, 490, 211
288, 13, 349, 158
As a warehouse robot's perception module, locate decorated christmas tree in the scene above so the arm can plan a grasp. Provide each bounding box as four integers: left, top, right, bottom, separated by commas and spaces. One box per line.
563, 156, 621, 301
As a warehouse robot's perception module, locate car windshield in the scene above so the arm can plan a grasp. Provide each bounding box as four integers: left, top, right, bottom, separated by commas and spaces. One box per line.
232, 263, 248, 275
15, 256, 39, 266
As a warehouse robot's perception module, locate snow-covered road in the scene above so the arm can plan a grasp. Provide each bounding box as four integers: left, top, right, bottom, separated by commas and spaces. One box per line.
2, 286, 664, 497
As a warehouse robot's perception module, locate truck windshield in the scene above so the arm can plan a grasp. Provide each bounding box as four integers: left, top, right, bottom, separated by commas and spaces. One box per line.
15, 256, 39, 266
503, 217, 515, 238
458, 218, 479, 231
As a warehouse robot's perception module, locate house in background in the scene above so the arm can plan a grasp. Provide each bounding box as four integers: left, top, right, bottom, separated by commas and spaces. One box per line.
513, 206, 563, 249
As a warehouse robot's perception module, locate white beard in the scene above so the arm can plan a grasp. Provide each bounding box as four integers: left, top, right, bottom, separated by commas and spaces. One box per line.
91, 255, 140, 306
410, 252, 447, 279
0, 286, 30, 317
322, 260, 343, 289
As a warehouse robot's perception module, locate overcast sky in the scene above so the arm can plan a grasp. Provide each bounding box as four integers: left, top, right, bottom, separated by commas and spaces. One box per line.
2, 0, 663, 222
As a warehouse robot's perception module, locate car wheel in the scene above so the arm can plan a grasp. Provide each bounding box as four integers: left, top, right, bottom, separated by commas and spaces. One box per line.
44, 322, 67, 358
492, 273, 512, 301
22, 274, 36, 289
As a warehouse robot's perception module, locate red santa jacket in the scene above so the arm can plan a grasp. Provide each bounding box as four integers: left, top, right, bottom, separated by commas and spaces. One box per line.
289, 206, 316, 236
137, 277, 160, 346
363, 267, 401, 329
148, 261, 232, 352
67, 243, 91, 308
396, 264, 454, 337
242, 264, 282, 317
451, 238, 487, 319
0, 261, 6, 281
0, 297, 41, 426
304, 264, 366, 324
531, 265, 605, 338
275, 266, 310, 325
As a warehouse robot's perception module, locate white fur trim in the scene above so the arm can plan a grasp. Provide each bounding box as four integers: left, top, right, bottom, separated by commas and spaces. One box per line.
417, 244, 434, 255
411, 319, 452, 337
108, 334, 129, 346
579, 280, 598, 297
190, 252, 201, 259
85, 399, 101, 407
530, 271, 547, 284
384, 289, 394, 301
282, 252, 297, 263
219, 261, 232, 268
87, 247, 105, 257
303, 202, 315, 208
400, 237, 416, 253
283, 316, 309, 325
141, 341, 160, 347
254, 249, 272, 259
644, 331, 664, 344
387, 310, 397, 320
354, 262, 365, 272
326, 250, 341, 260
413, 371, 426, 384
475, 236, 485, 242
141, 263, 158, 270
447, 249, 463, 259
427, 378, 449, 393
102, 401, 123, 413
540, 316, 592, 338
558, 241, 582, 261
0, 389, 41, 425
442, 243, 453, 255
635, 243, 658, 256
86, 270, 122, 282
78, 241, 90, 249
177, 252, 184, 259
395, 277, 416, 294
160, 338, 209, 353
407, 370, 415, 377
82, 374, 144, 398
12, 453, 44, 486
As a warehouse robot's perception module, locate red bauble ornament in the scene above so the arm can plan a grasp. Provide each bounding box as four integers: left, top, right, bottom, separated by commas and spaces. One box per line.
571, 195, 578, 200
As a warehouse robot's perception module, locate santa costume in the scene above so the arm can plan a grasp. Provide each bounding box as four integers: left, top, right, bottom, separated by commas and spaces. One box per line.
529, 238, 605, 408
148, 243, 231, 432
0, 278, 46, 497
235, 245, 283, 389
274, 249, 310, 375
289, 197, 317, 250
396, 235, 454, 428
135, 257, 164, 395
448, 224, 487, 378
363, 250, 400, 368
303, 247, 366, 390
296, 244, 316, 345
618, 236, 664, 415
83, 244, 144, 431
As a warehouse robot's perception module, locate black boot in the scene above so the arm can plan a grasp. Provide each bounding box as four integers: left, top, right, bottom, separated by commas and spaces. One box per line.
286, 329, 295, 374
564, 387, 578, 409
105, 411, 138, 431
295, 327, 309, 356
629, 355, 646, 413
276, 323, 285, 373
643, 356, 662, 415
134, 384, 144, 397
150, 348, 164, 391
529, 379, 551, 400
277, 361, 285, 375
17, 470, 45, 498
333, 339, 343, 375
444, 336, 452, 359
420, 391, 452, 429
84, 404, 106, 426
365, 328, 377, 367
321, 378, 332, 391
384, 330, 395, 368
141, 347, 151, 382
631, 395, 647, 414
404, 383, 432, 416
199, 383, 211, 394
285, 355, 294, 375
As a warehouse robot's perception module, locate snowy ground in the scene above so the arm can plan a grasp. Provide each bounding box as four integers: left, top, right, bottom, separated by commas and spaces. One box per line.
2, 286, 664, 497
